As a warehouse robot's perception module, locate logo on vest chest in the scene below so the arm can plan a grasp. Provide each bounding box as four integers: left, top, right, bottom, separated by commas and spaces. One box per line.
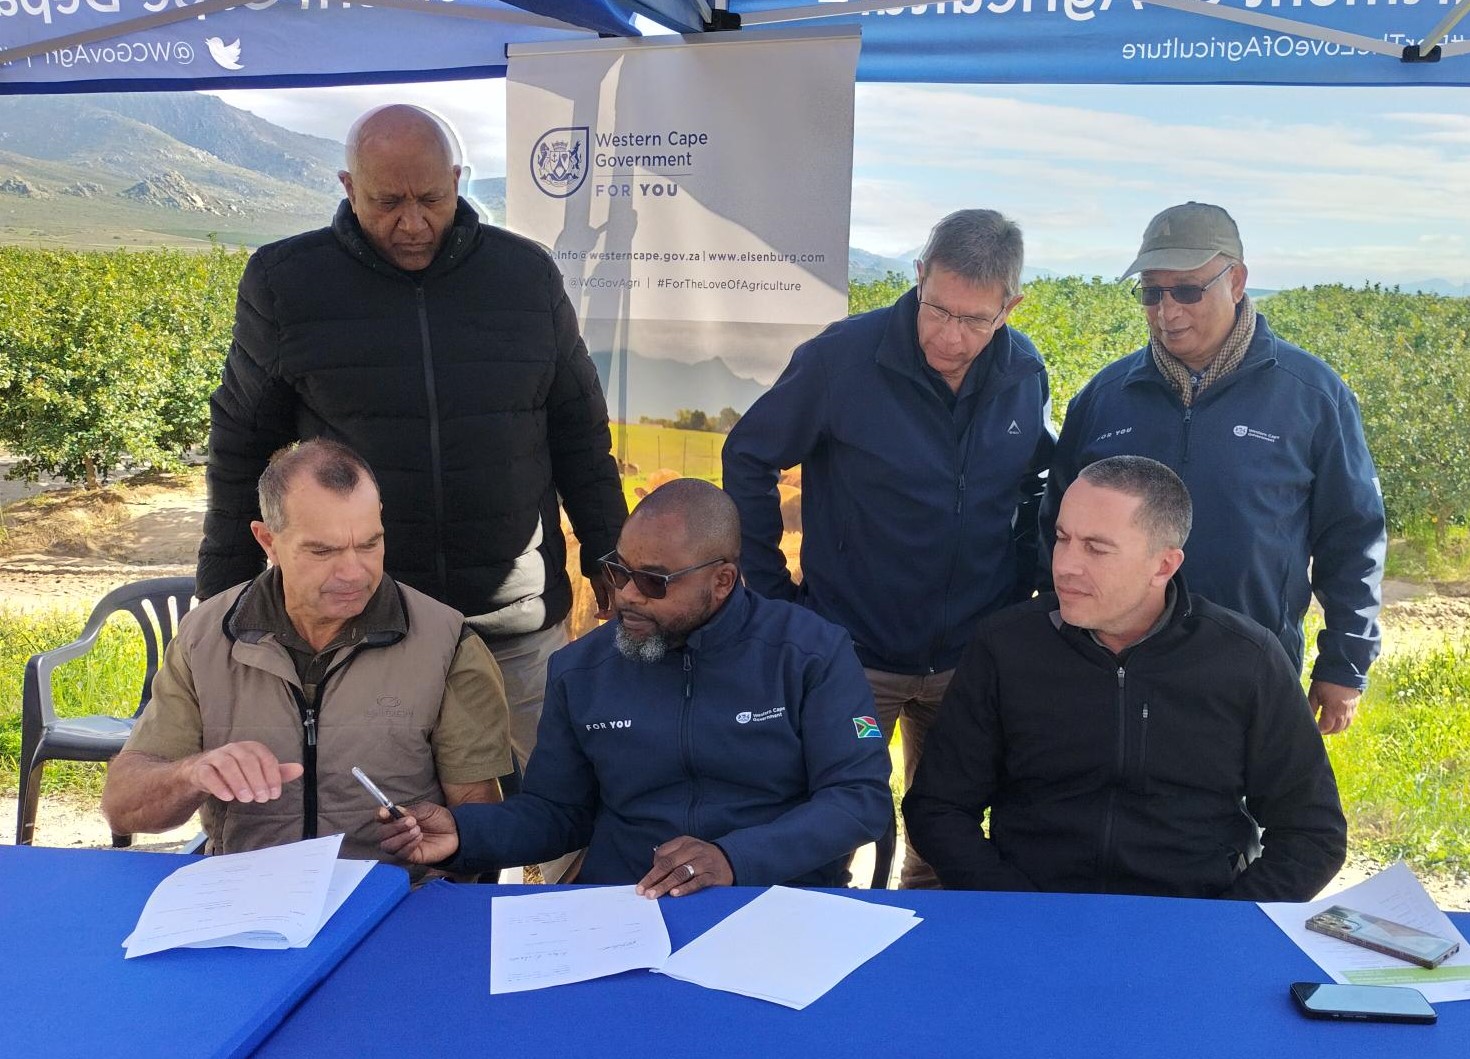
585, 719, 634, 731
367, 696, 409, 721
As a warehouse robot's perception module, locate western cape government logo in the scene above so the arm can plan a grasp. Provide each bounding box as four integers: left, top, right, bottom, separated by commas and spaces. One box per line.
531, 128, 589, 199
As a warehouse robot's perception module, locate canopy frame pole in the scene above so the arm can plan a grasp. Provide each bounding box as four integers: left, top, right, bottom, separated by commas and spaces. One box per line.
1408, 0, 1470, 61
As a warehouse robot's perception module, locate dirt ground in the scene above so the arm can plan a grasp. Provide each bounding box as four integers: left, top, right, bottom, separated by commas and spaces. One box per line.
2, 470, 1467, 907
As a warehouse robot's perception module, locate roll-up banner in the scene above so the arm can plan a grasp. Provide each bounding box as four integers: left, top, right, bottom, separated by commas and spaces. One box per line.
506, 26, 859, 481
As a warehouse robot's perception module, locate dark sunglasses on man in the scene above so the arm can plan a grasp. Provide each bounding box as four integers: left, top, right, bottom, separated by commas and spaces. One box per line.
598, 550, 726, 600
1132, 262, 1234, 307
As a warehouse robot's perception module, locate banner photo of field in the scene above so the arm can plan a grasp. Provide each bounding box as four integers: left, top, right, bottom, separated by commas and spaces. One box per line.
505, 27, 859, 492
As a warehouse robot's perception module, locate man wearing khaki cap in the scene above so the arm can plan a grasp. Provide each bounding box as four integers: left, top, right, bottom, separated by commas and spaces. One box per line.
1041, 202, 1385, 734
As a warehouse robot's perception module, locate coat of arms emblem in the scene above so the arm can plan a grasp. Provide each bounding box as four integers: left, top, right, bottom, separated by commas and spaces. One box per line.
531, 127, 590, 198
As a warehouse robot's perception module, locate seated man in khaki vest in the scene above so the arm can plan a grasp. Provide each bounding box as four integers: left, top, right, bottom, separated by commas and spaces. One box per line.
102, 439, 511, 862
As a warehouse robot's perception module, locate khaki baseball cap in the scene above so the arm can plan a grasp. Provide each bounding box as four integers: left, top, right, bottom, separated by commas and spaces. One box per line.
1122, 202, 1243, 277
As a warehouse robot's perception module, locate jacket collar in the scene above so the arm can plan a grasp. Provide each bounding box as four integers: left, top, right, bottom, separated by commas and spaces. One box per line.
1124, 312, 1279, 392
680, 583, 754, 654
331, 197, 482, 281
222, 567, 408, 651
873, 287, 1034, 400
1050, 572, 1194, 658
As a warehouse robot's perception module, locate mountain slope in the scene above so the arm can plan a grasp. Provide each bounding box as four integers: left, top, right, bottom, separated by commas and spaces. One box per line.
0, 93, 342, 247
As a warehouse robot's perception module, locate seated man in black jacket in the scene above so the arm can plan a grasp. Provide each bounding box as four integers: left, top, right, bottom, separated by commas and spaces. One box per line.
904, 455, 1346, 901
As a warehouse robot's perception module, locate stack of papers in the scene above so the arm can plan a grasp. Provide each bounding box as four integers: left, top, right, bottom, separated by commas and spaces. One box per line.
489, 884, 920, 1010
124, 834, 372, 958
1259, 861, 1470, 1003
657, 886, 922, 1009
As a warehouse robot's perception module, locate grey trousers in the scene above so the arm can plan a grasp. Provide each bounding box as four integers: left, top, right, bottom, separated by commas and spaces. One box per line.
863, 666, 955, 890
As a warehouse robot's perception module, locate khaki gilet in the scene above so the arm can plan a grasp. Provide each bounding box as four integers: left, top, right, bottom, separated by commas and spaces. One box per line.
183, 579, 464, 860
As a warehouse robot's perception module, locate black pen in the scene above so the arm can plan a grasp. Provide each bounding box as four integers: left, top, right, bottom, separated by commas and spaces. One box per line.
351, 766, 405, 820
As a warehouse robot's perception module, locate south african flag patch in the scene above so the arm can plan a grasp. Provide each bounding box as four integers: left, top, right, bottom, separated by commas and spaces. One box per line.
852, 716, 882, 739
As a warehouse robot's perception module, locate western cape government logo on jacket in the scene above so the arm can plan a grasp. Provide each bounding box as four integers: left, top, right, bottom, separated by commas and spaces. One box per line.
531, 128, 589, 198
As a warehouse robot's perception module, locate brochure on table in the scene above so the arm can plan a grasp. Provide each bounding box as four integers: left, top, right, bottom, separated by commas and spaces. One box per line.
1259, 861, 1470, 1003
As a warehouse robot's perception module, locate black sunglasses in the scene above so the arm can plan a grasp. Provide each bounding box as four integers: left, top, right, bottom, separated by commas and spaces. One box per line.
1132, 263, 1234, 307
598, 551, 726, 599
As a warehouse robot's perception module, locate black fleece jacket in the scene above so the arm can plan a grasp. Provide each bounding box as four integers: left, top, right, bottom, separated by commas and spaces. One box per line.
904, 579, 1346, 901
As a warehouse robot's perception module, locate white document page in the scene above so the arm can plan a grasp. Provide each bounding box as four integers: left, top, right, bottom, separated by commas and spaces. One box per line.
163, 858, 375, 951
1259, 861, 1470, 1003
124, 834, 344, 959
490, 885, 672, 994
656, 886, 922, 1010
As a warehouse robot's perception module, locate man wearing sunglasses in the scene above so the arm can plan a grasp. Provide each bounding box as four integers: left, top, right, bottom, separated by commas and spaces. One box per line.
723, 210, 1054, 889
1043, 202, 1385, 735
379, 479, 892, 895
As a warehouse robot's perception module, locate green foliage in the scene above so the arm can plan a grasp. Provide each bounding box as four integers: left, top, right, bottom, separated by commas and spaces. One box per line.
1008, 276, 1147, 414
1266, 285, 1470, 535
677, 407, 709, 432
639, 407, 742, 435
848, 272, 1145, 414
0, 606, 148, 796
848, 271, 911, 316
1384, 522, 1470, 583
0, 245, 245, 487
1326, 637, 1470, 870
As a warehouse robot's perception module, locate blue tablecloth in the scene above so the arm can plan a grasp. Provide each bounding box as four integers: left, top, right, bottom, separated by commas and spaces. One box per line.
255, 882, 1469, 1058
0, 844, 408, 1059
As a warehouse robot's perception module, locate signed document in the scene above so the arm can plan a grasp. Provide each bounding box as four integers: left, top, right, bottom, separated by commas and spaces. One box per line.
124, 834, 360, 958
490, 885, 672, 994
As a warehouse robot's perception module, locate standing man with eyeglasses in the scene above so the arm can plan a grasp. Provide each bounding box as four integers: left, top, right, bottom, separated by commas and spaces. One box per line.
378, 479, 892, 894
1043, 202, 1385, 734
723, 210, 1054, 889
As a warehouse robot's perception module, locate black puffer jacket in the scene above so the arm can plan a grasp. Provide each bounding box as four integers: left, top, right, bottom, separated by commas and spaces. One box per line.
198, 199, 626, 634
904, 579, 1347, 902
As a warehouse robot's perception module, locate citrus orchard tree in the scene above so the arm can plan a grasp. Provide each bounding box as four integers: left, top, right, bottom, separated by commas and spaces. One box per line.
1267, 285, 1470, 538
0, 246, 244, 487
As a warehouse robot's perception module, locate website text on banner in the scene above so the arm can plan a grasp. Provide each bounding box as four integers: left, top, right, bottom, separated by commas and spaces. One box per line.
506, 26, 860, 418
0, 2, 616, 91
731, 0, 1470, 86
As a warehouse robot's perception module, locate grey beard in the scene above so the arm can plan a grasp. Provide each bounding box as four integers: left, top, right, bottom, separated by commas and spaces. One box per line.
614, 621, 668, 663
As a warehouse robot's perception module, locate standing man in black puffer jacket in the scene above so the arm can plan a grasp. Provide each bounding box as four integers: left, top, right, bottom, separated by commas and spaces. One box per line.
197, 106, 627, 878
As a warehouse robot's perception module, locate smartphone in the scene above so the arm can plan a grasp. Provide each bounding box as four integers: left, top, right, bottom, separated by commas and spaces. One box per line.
1291, 982, 1436, 1024
1305, 905, 1461, 969
350, 766, 404, 820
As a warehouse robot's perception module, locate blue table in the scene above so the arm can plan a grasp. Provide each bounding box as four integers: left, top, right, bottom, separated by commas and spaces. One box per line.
0, 844, 408, 1059
255, 883, 1469, 1058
